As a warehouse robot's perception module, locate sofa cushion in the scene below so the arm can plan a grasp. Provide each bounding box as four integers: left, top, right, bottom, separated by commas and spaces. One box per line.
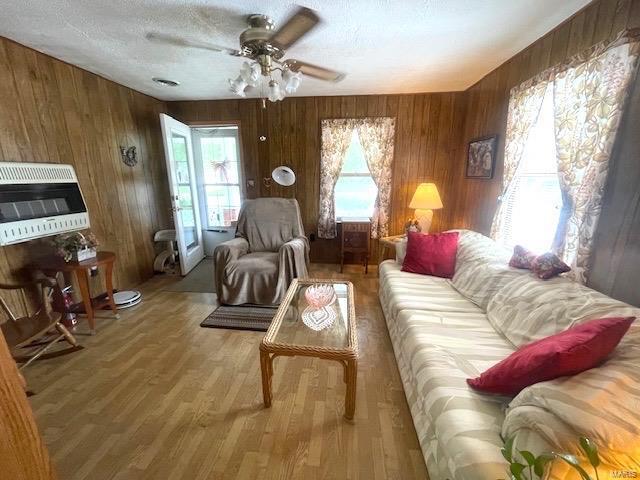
486, 273, 640, 347
379, 260, 482, 323
509, 245, 536, 269
388, 308, 516, 480
531, 252, 571, 279
449, 231, 522, 311
402, 231, 459, 278
503, 321, 640, 471
467, 316, 635, 396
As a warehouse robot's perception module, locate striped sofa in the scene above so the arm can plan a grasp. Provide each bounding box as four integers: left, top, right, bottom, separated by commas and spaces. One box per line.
379, 230, 640, 480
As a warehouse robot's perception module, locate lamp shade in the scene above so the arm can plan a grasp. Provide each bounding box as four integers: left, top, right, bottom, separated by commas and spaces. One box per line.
409, 183, 443, 210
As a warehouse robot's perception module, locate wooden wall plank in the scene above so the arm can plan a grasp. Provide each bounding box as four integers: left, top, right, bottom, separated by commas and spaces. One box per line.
0, 36, 169, 311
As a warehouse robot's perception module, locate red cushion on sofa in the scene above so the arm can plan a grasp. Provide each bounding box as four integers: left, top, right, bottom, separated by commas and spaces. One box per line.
467, 316, 635, 396
401, 231, 459, 278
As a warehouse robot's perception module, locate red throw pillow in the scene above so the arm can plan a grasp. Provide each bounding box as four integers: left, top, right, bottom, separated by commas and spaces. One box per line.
401, 231, 459, 278
531, 252, 571, 279
509, 245, 536, 269
467, 316, 635, 396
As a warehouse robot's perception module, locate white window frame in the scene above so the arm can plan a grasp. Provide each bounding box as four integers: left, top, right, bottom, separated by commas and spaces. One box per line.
335, 129, 377, 220
192, 125, 244, 230
501, 84, 562, 253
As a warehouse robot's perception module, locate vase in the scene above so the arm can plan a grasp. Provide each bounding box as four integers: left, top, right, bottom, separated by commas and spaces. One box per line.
70, 247, 97, 262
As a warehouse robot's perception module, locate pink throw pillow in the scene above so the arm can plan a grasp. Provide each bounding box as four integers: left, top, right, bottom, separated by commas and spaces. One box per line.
467, 316, 635, 396
531, 252, 571, 279
509, 245, 536, 269
401, 231, 459, 279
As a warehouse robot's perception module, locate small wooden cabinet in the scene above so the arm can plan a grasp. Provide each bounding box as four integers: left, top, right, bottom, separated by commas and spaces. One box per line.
340, 219, 371, 273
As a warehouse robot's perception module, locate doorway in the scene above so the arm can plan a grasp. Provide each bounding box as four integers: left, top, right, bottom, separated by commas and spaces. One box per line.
191, 125, 244, 256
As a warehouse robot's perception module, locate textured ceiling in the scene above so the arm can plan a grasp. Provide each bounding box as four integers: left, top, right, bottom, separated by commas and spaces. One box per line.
0, 0, 591, 101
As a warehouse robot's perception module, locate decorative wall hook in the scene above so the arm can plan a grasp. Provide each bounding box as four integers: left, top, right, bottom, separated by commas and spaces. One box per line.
120, 146, 137, 167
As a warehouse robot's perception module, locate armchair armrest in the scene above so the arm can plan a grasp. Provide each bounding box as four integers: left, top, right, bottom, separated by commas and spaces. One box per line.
214, 237, 249, 262
214, 237, 249, 300
279, 236, 309, 258
278, 236, 310, 280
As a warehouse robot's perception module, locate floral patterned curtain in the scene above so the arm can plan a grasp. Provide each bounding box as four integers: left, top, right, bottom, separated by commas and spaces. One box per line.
318, 119, 356, 239
552, 34, 640, 283
357, 118, 396, 239
490, 77, 550, 244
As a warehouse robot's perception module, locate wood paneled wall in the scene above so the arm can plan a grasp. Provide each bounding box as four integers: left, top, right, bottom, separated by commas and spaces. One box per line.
451, 0, 640, 304
451, 0, 640, 233
0, 37, 170, 297
168, 93, 467, 262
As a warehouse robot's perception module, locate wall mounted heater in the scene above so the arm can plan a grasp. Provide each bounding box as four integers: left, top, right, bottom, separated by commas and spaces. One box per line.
0, 162, 90, 246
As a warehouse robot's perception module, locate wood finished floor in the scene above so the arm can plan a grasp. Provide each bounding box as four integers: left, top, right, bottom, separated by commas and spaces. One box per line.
25, 264, 428, 480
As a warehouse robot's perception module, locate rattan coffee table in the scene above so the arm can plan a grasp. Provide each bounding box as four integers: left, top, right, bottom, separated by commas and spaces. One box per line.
260, 278, 358, 420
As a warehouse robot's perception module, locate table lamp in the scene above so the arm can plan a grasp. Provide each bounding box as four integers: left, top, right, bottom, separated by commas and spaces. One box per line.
409, 183, 443, 233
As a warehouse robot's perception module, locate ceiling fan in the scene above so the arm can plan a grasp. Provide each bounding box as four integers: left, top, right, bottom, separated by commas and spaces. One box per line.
147, 6, 346, 105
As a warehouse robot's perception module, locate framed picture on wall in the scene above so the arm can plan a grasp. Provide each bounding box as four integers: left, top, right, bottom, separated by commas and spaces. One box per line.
466, 135, 497, 179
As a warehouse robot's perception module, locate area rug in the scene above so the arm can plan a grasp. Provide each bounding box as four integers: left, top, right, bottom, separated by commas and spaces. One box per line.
165, 258, 215, 293
200, 305, 278, 332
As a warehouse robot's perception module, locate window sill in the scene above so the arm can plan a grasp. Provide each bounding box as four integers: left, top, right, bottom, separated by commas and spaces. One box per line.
336, 217, 372, 223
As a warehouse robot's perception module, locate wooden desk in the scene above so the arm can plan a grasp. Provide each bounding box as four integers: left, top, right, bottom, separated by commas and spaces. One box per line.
29, 251, 119, 334
340, 219, 371, 273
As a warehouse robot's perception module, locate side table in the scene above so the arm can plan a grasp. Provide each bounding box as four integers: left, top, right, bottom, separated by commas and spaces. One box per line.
378, 234, 406, 260
340, 219, 371, 273
29, 251, 119, 334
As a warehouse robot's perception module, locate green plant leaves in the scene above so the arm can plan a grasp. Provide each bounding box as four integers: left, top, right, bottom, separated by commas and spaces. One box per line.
533, 453, 554, 477
519, 450, 536, 466
554, 453, 592, 480
502, 436, 515, 463
579, 437, 600, 468
510, 462, 526, 480
501, 436, 600, 480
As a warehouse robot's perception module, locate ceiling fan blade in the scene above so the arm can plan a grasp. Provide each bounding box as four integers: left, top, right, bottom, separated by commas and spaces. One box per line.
269, 6, 320, 50
145, 32, 243, 56
284, 59, 346, 82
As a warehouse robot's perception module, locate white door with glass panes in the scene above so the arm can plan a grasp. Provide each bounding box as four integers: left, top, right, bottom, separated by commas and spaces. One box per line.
159, 114, 205, 275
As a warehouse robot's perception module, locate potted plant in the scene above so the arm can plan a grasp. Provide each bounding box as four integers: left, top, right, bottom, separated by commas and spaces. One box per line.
51, 231, 99, 262
501, 436, 602, 480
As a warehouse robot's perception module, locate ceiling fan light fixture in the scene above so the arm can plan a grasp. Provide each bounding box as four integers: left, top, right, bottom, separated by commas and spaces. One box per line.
283, 69, 302, 94
240, 61, 261, 87
267, 80, 282, 102
228, 75, 248, 97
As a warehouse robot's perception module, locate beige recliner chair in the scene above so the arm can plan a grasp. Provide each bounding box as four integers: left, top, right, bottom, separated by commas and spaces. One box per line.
214, 198, 309, 305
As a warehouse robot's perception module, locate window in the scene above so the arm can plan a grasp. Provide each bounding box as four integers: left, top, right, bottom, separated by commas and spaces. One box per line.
502, 85, 563, 253
194, 127, 242, 228
334, 129, 377, 219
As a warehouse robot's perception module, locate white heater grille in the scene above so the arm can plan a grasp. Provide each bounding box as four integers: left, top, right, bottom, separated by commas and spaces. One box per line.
0, 214, 89, 245
0, 162, 77, 184
0, 162, 89, 245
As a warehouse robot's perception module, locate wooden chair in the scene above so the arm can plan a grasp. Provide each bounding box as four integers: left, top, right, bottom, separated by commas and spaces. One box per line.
0, 277, 79, 369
